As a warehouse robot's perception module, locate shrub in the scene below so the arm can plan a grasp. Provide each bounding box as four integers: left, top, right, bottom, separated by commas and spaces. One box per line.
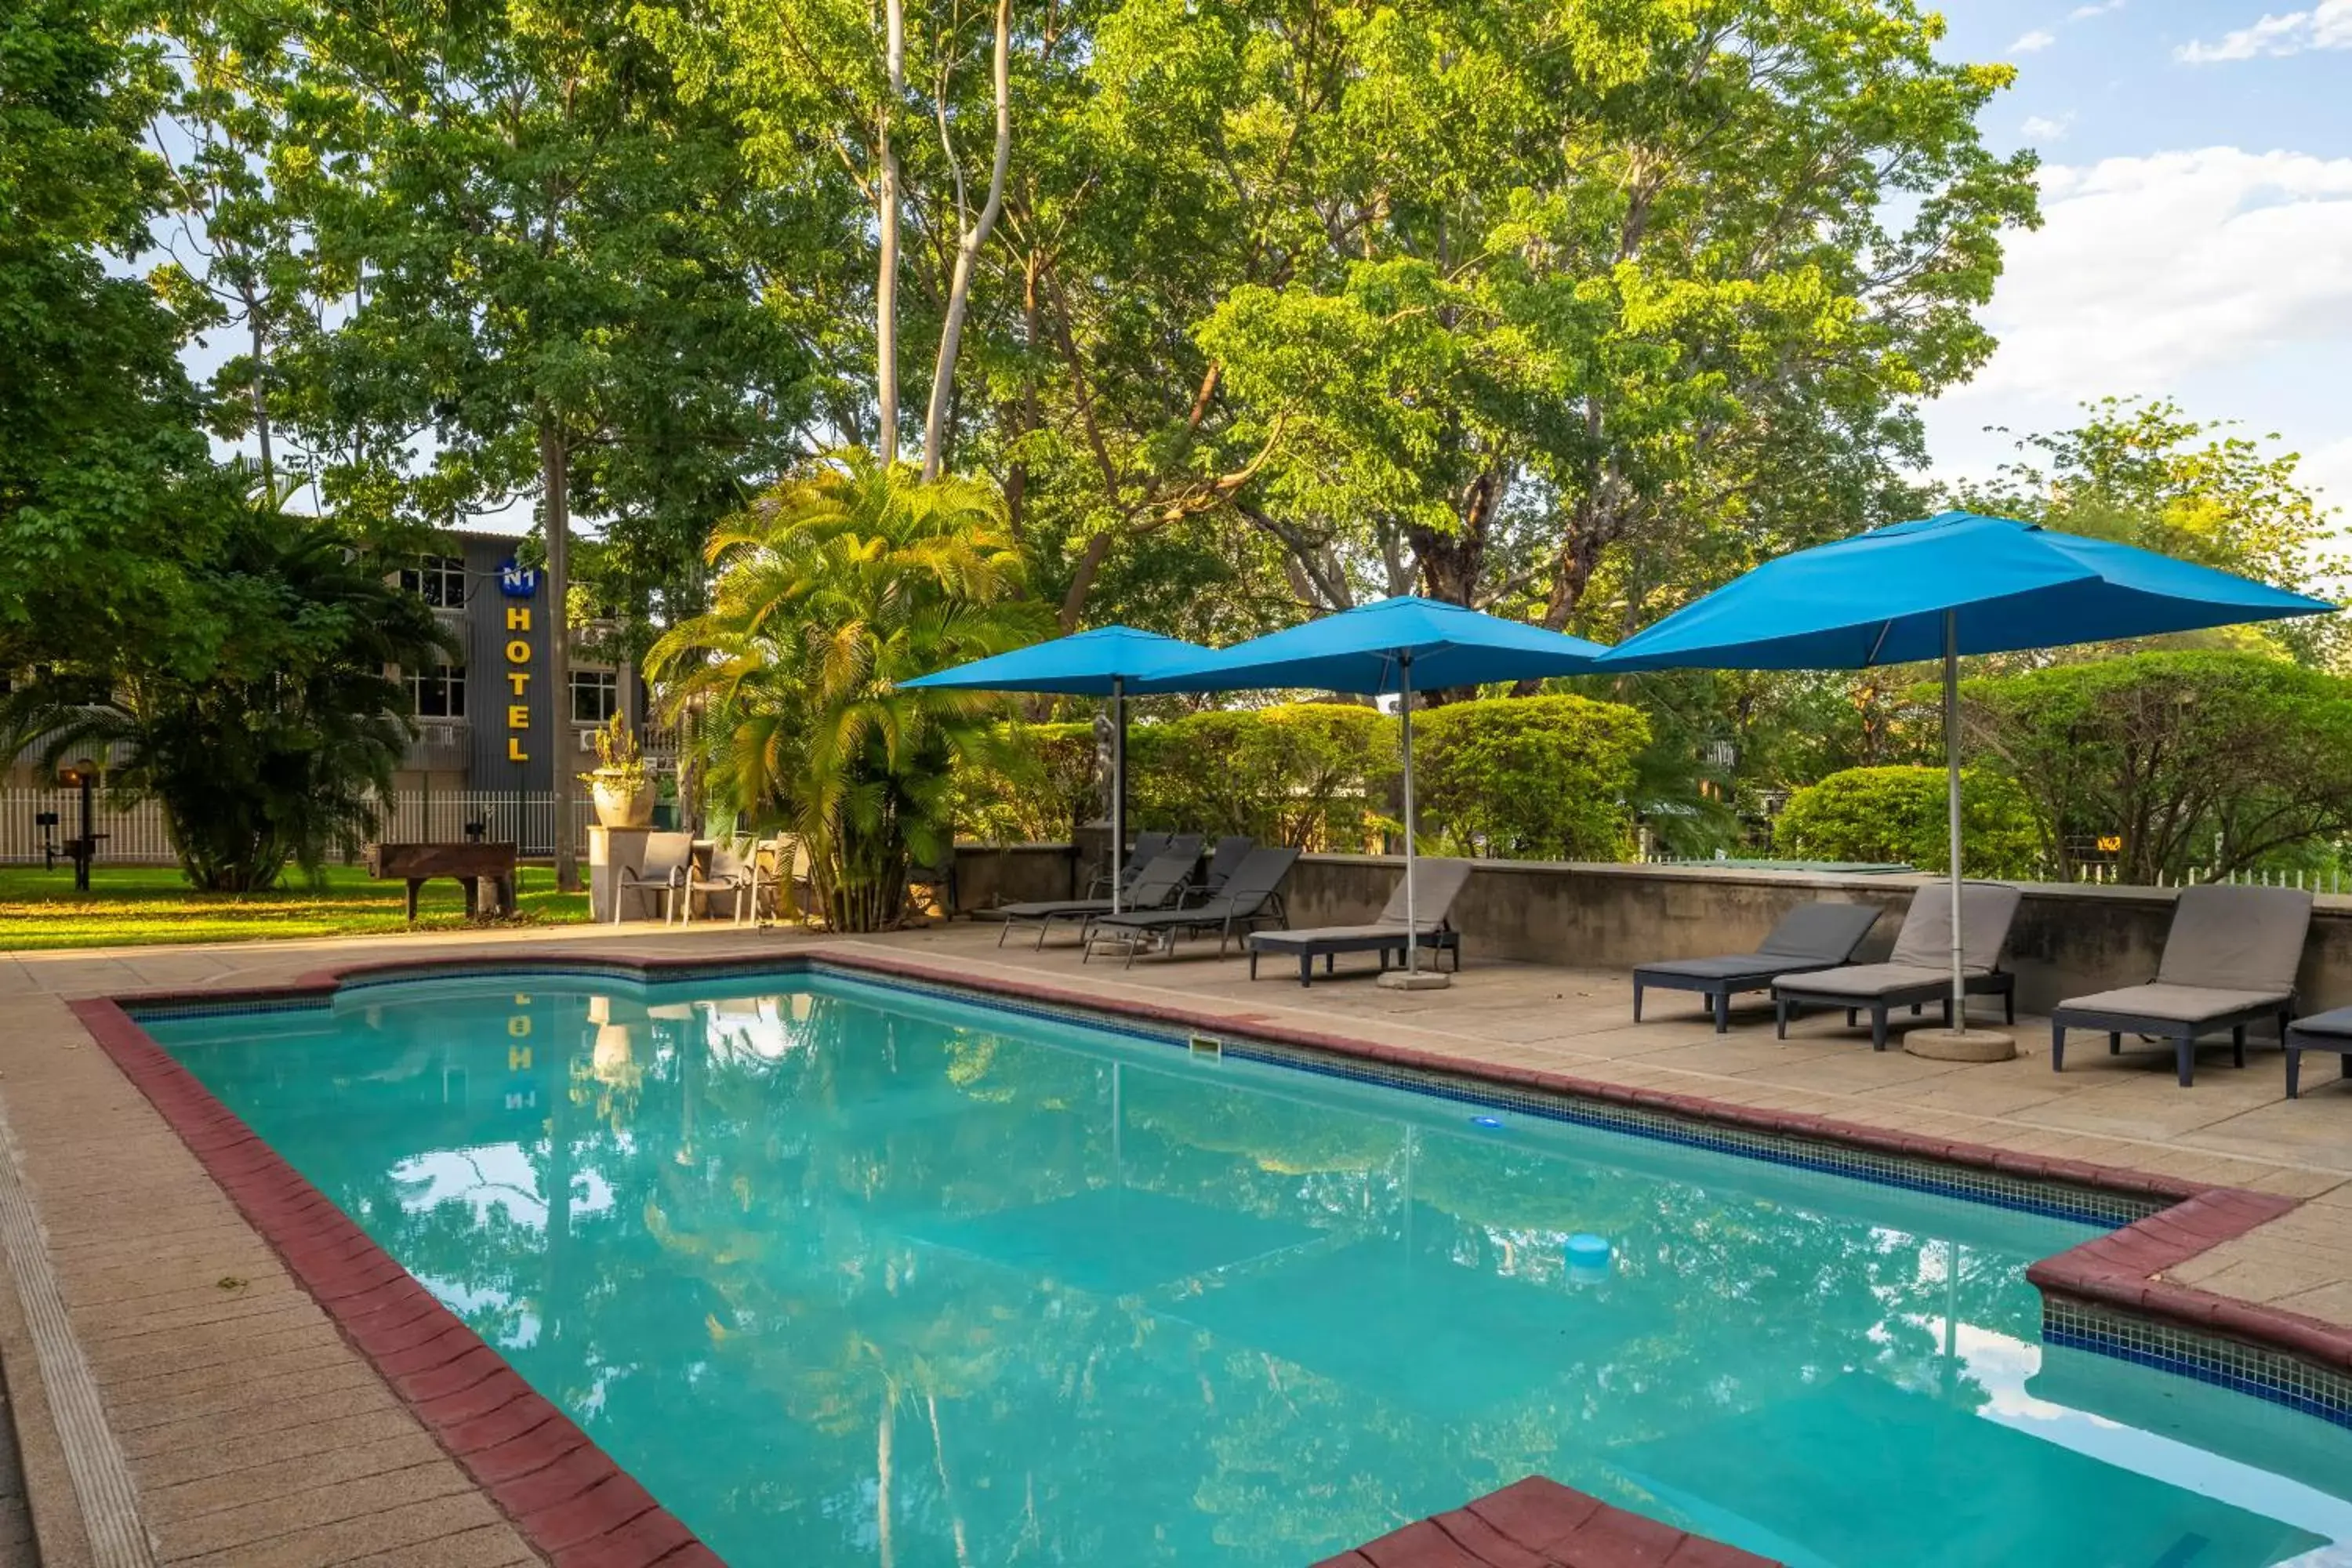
1130, 702, 1398, 849
1412, 695, 1650, 862
1773, 766, 2040, 877
1962, 650, 2352, 884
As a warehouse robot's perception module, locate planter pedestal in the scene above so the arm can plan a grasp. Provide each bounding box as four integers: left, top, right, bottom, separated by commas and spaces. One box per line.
588, 826, 655, 923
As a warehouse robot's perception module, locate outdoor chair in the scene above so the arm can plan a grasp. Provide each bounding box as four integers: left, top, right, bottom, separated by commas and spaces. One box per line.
613, 831, 694, 924
991, 848, 1200, 949
684, 836, 755, 925
1773, 882, 2023, 1049
1089, 832, 1197, 898
1082, 846, 1301, 966
2285, 1007, 2352, 1098
1190, 835, 1257, 902
1246, 858, 1474, 986
2051, 884, 2312, 1088
1632, 902, 1884, 1033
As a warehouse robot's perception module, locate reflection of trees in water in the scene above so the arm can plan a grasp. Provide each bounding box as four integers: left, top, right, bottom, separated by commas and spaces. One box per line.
226, 987, 2052, 1566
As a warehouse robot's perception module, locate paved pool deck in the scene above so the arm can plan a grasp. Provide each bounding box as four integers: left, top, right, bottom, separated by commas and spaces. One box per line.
5, 916, 2352, 1562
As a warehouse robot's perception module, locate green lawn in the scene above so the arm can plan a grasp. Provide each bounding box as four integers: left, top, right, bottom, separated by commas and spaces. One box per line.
0, 863, 590, 951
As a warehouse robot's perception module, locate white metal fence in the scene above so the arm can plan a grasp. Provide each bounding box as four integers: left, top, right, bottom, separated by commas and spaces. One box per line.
1635, 848, 2347, 896
0, 788, 590, 866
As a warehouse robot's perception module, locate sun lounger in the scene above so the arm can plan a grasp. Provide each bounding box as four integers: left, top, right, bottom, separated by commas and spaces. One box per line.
993, 848, 1197, 949
1632, 902, 1884, 1033
1246, 858, 1473, 986
2285, 1006, 2352, 1098
1083, 846, 1301, 966
1088, 831, 1200, 898
1773, 882, 2023, 1049
1192, 836, 1256, 900
2051, 884, 2312, 1088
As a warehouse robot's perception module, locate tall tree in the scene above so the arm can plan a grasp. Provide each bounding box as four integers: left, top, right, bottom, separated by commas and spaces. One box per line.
0, 0, 219, 671
1954, 396, 2347, 666
656, 0, 1019, 477
1190, 0, 2038, 628
242, 0, 822, 886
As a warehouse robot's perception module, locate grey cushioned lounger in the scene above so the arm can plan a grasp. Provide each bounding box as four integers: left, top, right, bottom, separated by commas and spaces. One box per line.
1247, 858, 1473, 985
1083, 846, 1301, 966
1195, 836, 1257, 899
993, 848, 1199, 949
1632, 902, 1883, 1033
2052, 884, 2313, 1087
1772, 883, 2024, 1050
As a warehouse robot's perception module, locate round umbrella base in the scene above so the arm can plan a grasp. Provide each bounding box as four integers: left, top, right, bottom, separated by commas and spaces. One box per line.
1376, 969, 1453, 992
1904, 1027, 2016, 1063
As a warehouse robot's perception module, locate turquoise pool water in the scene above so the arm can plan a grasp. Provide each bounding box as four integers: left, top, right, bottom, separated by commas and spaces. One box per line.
146, 973, 2352, 1568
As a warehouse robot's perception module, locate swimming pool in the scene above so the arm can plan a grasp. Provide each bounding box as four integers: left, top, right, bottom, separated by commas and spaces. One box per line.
143, 971, 2352, 1567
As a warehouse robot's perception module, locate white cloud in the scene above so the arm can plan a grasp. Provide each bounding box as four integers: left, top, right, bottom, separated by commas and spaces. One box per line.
2021, 112, 2076, 141
2178, 0, 2352, 61
2012, 27, 2059, 52
2067, 0, 2125, 16
1943, 148, 2352, 402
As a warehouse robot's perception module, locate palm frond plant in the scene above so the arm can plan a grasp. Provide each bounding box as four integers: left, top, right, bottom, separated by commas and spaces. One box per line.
0, 508, 452, 891
649, 450, 1042, 931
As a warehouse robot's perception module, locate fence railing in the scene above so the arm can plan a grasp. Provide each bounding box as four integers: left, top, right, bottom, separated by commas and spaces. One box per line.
1635, 849, 2348, 896
0, 788, 590, 867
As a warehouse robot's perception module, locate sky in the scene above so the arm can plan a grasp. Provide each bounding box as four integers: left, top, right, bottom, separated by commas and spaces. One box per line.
1921, 0, 2352, 541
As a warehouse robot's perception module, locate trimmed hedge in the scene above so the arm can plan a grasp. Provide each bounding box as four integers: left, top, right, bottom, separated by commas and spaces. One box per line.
1131, 702, 1398, 850
1773, 765, 2041, 877
1414, 695, 1650, 862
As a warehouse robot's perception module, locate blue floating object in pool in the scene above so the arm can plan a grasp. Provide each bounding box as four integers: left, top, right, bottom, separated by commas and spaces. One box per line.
1469, 1115, 1503, 1129
1566, 1232, 1612, 1285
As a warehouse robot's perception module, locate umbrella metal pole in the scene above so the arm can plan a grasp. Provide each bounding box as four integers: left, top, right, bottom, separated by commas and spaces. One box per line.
1944, 612, 1965, 1034
1402, 652, 1417, 976
1111, 676, 1125, 916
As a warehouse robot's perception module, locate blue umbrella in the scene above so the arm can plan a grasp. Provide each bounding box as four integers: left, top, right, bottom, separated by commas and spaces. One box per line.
1596, 511, 2338, 1040
902, 626, 1212, 911
1142, 597, 1610, 984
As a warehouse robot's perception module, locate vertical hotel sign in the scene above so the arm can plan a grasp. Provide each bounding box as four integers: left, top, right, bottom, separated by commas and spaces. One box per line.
498, 558, 540, 765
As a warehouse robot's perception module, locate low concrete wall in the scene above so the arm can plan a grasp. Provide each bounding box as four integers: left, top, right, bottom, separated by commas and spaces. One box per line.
955, 844, 2352, 1014
949, 842, 1077, 913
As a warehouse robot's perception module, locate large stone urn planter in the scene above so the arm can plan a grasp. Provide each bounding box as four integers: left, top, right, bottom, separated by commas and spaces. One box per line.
590, 774, 655, 829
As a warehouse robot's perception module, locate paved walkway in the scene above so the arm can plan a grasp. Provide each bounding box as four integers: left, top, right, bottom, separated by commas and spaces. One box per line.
2, 916, 2350, 1559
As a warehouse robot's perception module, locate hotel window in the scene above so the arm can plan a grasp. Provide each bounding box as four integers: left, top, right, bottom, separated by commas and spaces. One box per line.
400, 554, 466, 608
572, 670, 619, 724
408, 663, 467, 718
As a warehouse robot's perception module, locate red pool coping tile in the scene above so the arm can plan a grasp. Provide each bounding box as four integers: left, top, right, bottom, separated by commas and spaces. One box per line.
1316, 1476, 1777, 1567
66, 942, 2352, 1563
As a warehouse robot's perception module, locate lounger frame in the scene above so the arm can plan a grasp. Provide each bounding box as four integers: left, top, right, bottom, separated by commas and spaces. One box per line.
2052, 997, 2294, 1089
2285, 1009, 2352, 1098
1247, 927, 1460, 986
1774, 972, 2016, 1051
1634, 962, 1838, 1034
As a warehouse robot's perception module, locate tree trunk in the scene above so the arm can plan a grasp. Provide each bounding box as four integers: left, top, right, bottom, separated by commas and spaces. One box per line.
1006, 247, 1042, 537
922, 0, 1014, 481
876, 0, 907, 467
1058, 533, 1113, 632
245, 292, 274, 485
540, 419, 579, 891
